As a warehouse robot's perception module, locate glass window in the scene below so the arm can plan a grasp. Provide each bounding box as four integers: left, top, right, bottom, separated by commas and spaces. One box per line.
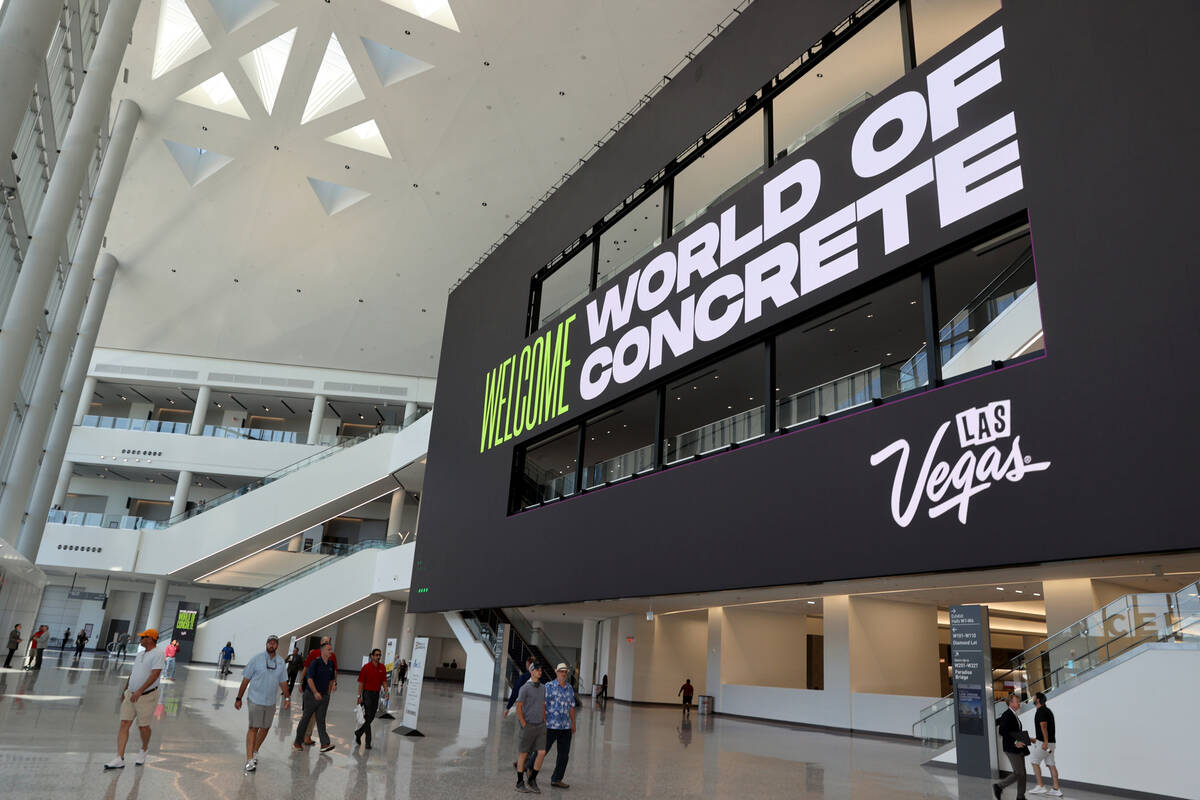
911, 0, 1001, 65
538, 244, 592, 329
672, 110, 765, 234
773, 5, 904, 158
581, 391, 658, 488
515, 426, 579, 510
935, 224, 1041, 380
776, 274, 927, 429
664, 347, 765, 464
597, 188, 663, 288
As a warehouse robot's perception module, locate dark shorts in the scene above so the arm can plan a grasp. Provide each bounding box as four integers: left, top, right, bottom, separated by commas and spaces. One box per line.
519, 722, 547, 753
682, 695, 693, 704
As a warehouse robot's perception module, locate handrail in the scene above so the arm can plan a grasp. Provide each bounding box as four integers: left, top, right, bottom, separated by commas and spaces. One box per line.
201, 539, 395, 621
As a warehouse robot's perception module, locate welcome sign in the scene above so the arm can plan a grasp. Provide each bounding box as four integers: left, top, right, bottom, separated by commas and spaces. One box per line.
479, 25, 1025, 454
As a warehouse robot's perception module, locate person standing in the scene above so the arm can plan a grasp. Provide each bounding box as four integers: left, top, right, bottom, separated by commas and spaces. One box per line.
514, 663, 547, 794
678, 678, 695, 715
219, 641, 235, 675
285, 644, 303, 695
544, 663, 577, 789
994, 692, 1030, 799
397, 658, 409, 691
61, 628, 72, 651
354, 648, 387, 748
1029, 692, 1062, 796
301, 637, 338, 744
504, 656, 536, 717
292, 640, 336, 753
4, 623, 19, 669
234, 634, 290, 772
30, 625, 48, 670
103, 629, 166, 769
75, 629, 90, 657
599, 674, 608, 701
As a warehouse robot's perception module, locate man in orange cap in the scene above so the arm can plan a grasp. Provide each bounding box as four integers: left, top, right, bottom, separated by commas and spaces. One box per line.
104, 628, 166, 769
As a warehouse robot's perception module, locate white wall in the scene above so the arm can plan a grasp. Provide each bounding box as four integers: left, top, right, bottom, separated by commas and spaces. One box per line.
721, 607, 807, 688
442, 612, 493, 695
849, 596, 941, 697
0, 540, 46, 648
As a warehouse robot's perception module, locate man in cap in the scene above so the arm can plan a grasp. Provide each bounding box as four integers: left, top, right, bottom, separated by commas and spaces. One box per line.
515, 662, 547, 793
544, 663, 578, 789
104, 629, 166, 769
235, 634, 291, 772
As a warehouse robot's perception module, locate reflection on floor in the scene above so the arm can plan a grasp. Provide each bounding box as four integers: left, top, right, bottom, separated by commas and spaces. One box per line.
0, 648, 1127, 799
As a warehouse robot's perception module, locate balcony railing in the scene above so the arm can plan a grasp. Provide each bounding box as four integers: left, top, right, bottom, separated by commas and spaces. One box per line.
47, 510, 168, 530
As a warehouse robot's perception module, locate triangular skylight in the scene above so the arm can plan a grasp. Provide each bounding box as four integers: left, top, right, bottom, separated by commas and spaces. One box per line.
153, 0, 212, 79
239, 28, 295, 114
210, 0, 278, 33
163, 140, 235, 186
326, 120, 392, 159
177, 73, 251, 119
301, 34, 365, 124
307, 177, 370, 216
360, 37, 433, 87
380, 0, 460, 33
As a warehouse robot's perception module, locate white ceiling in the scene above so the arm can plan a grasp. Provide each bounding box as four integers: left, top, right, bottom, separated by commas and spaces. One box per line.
98, 0, 742, 376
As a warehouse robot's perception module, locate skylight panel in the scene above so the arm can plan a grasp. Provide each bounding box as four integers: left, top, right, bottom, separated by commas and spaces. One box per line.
239, 28, 296, 114
326, 119, 392, 159
153, 0, 211, 79
360, 37, 433, 87
164, 139, 235, 186
301, 33, 366, 124
380, 0, 460, 33
307, 177, 370, 215
177, 73, 251, 119
210, 0, 278, 33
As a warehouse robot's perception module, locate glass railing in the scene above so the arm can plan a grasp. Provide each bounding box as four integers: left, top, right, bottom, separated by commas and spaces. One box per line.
201, 425, 301, 444
80, 415, 192, 434
77, 415, 412, 446
582, 443, 655, 489
785, 91, 873, 156
46, 510, 168, 530
777, 365, 885, 429
666, 406, 765, 463
503, 607, 574, 673
201, 539, 396, 620
939, 248, 1036, 375
913, 580, 1200, 742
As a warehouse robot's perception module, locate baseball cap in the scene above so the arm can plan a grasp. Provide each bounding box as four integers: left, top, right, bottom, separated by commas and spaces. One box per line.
137, 628, 159, 641
266, 634, 279, 642
556, 663, 568, 672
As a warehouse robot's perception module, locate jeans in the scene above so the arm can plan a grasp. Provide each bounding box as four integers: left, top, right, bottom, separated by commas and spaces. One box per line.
164, 657, 176, 679
287, 670, 300, 694
33, 648, 44, 670
998, 751, 1027, 797
295, 689, 330, 747
355, 690, 380, 745
546, 728, 572, 782
4, 648, 14, 669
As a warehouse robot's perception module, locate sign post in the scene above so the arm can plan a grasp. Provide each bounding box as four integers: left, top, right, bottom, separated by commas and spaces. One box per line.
950, 605, 996, 778
171, 602, 200, 665
394, 636, 428, 737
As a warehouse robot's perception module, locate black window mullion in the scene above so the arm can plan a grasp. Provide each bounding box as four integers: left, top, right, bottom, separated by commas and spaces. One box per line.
763, 338, 777, 435
921, 267, 942, 387
573, 425, 586, 494
898, 0, 918, 73
653, 386, 666, 470
661, 177, 674, 243
763, 95, 775, 168
588, 239, 599, 291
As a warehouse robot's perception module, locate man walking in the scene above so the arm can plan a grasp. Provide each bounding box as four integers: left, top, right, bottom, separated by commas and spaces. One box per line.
515, 663, 547, 793
993, 692, 1030, 799
293, 639, 336, 753
104, 629, 166, 769
234, 634, 290, 772
504, 656, 536, 717
544, 663, 577, 789
61, 628, 72, 651
354, 648, 387, 748
4, 623, 19, 669
301, 637, 338, 744
75, 629, 90, 658
219, 641, 235, 675
1029, 692, 1062, 796
678, 678, 695, 715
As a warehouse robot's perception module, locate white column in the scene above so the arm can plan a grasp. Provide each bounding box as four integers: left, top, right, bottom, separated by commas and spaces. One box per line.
20, 256, 118, 555
0, 0, 62, 158
371, 599, 391, 652
74, 376, 98, 425
188, 386, 210, 435
307, 395, 327, 444
170, 471, 193, 519
0, 0, 141, 447
145, 577, 168, 633
386, 490, 404, 544
398, 610, 419, 664
579, 619, 598, 694
706, 608, 724, 709
822, 595, 852, 729
403, 401, 418, 428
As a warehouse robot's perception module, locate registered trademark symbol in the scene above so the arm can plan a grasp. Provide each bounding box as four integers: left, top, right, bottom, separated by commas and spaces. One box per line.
1024, 455, 1031, 463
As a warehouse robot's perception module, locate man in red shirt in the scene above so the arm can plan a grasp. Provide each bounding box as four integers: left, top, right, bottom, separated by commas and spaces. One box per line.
355, 648, 387, 748
29, 625, 48, 670
301, 637, 337, 744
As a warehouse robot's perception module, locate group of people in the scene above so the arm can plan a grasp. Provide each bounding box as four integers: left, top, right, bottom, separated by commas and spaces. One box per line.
504, 657, 578, 792
4, 623, 50, 670
994, 691, 1063, 798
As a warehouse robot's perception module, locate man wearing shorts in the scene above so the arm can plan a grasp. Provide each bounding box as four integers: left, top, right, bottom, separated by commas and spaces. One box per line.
515, 663, 547, 793
104, 629, 166, 769
235, 634, 290, 772
1029, 691, 1062, 796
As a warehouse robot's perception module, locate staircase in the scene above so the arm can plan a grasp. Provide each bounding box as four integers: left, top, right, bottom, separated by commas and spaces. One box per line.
462, 607, 577, 691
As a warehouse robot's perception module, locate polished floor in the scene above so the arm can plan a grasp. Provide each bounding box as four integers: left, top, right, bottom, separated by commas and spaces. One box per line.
0, 649, 1127, 799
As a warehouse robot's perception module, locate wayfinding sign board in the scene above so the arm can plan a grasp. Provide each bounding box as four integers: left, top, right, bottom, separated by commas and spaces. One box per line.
396, 636, 428, 737
950, 605, 995, 777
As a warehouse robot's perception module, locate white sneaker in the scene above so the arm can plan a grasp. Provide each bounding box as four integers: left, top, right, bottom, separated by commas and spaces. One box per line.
103, 757, 125, 770
134, 750, 146, 766
1046, 790, 1063, 797
1028, 787, 1047, 795
244, 758, 257, 772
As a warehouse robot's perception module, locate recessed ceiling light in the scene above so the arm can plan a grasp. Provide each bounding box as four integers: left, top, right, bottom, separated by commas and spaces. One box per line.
807, 600, 816, 605
996, 587, 1005, 591
1033, 593, 1041, 597
1015, 589, 1023, 594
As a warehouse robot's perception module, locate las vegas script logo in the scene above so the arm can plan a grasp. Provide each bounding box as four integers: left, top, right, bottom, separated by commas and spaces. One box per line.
868, 400, 1050, 527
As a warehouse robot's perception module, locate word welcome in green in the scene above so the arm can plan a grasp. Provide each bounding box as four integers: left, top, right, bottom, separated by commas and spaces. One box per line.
480, 314, 575, 452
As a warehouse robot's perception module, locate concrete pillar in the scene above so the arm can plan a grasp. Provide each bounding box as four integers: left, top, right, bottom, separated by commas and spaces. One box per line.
398, 611, 419, 665
705, 608, 724, 709
74, 376, 98, 425
145, 577, 168, 633
188, 386, 210, 435
0, 1, 62, 158
403, 401, 418, 427
286, 534, 303, 553
0, 0, 141, 447
386, 489, 404, 544
371, 599, 391, 652
170, 471, 193, 519
579, 619, 598, 695
822, 595, 852, 729
308, 395, 327, 444
22, 257, 118, 554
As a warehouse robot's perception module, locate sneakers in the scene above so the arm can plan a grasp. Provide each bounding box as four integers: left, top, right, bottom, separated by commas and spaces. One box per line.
134, 750, 147, 766
244, 758, 257, 773
1046, 790, 1063, 797
355, 731, 362, 745
103, 757, 125, 770
550, 781, 570, 788
319, 743, 335, 753
1028, 787, 1047, 795
516, 781, 531, 794
527, 778, 542, 794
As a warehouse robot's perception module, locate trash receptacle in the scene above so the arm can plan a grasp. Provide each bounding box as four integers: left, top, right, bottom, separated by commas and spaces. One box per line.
697, 694, 714, 714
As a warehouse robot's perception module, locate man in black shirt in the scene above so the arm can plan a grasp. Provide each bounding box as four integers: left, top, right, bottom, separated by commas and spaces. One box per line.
994, 692, 1029, 799
1030, 692, 1061, 796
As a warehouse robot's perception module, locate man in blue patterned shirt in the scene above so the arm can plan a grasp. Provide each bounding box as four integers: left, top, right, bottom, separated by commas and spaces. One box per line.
544, 662, 577, 789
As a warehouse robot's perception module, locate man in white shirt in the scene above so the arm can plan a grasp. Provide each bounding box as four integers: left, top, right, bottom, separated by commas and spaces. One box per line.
104, 628, 166, 769
234, 634, 290, 772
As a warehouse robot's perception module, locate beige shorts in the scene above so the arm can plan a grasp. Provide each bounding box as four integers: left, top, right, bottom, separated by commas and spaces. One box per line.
247, 702, 276, 729
1031, 742, 1056, 766
120, 689, 157, 727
